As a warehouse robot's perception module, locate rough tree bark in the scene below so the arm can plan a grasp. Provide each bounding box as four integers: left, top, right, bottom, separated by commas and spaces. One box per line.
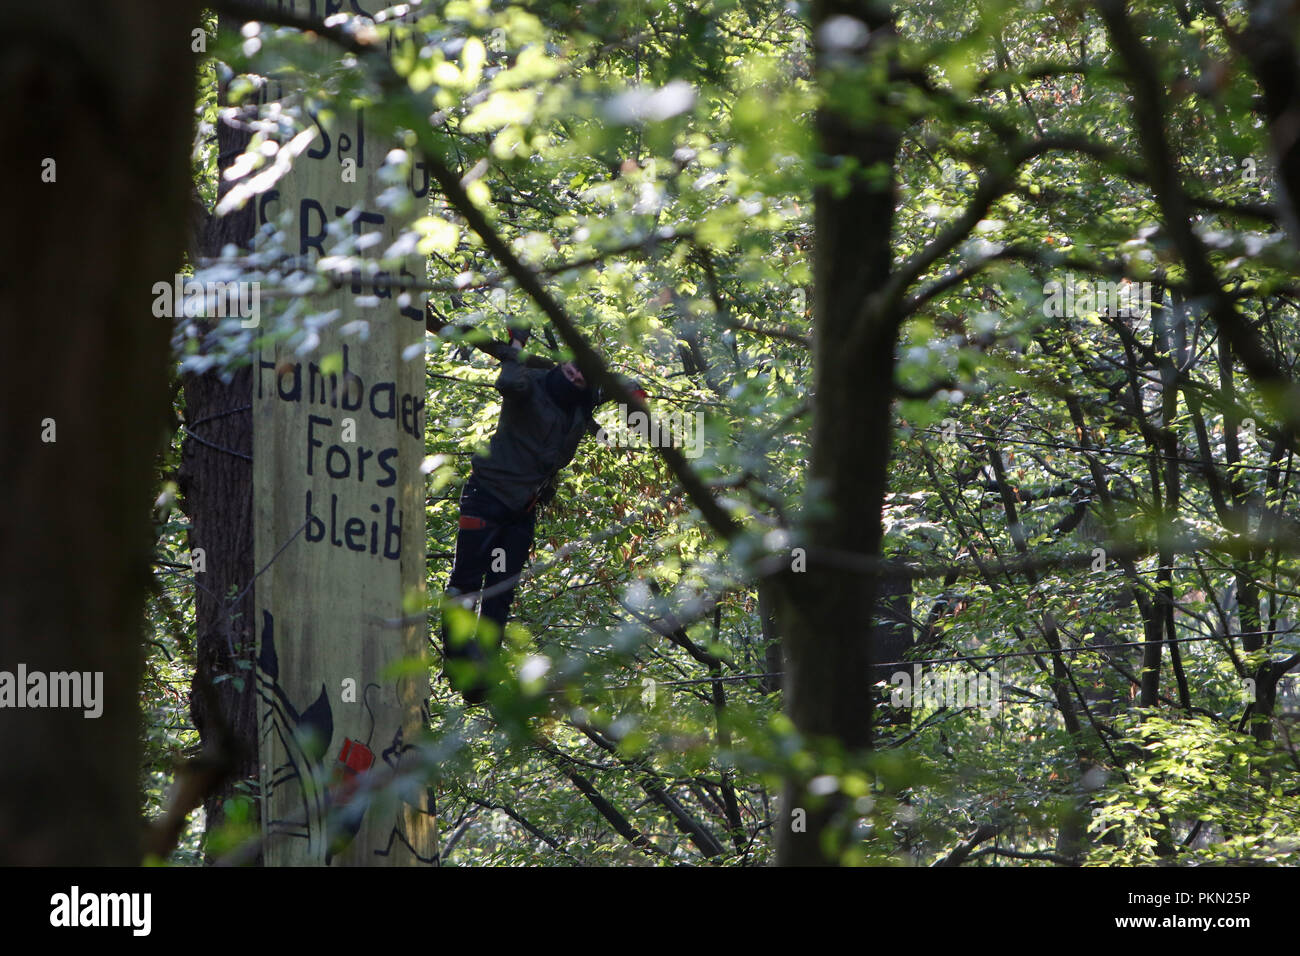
775, 0, 903, 865
178, 12, 261, 857
0, 1, 200, 863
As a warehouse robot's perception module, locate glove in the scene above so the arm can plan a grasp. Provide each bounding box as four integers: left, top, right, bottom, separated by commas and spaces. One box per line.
595, 376, 647, 407
506, 323, 531, 349
537, 480, 557, 507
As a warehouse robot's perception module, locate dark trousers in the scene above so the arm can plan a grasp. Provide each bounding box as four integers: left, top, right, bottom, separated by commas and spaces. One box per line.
442, 474, 536, 662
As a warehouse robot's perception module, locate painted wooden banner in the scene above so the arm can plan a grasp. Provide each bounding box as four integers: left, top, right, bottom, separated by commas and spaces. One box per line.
251, 91, 437, 865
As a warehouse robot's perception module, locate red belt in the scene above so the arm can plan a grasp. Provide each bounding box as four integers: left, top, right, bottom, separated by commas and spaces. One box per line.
458, 499, 536, 530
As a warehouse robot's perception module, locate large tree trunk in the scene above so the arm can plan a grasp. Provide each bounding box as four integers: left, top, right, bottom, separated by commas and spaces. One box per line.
0, 1, 199, 863
1239, 0, 1300, 244
776, 0, 902, 865
179, 25, 260, 854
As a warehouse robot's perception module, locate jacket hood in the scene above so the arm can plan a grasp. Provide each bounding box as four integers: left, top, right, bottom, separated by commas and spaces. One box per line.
544, 366, 590, 414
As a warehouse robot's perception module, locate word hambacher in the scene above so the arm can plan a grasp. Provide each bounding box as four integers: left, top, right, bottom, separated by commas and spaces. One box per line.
257, 344, 426, 443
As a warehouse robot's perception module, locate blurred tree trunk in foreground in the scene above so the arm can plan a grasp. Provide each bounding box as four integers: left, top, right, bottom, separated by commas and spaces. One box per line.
0, 1, 199, 863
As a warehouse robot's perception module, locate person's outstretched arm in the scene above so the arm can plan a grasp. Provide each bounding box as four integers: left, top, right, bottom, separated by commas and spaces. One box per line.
495, 329, 533, 397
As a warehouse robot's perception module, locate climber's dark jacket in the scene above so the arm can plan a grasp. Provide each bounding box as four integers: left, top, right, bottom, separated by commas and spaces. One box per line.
469, 351, 595, 514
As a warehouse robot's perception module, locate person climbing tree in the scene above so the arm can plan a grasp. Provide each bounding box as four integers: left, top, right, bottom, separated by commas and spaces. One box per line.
441, 323, 645, 704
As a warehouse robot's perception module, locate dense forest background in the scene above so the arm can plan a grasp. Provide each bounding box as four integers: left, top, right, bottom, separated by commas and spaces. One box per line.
6, 0, 1300, 867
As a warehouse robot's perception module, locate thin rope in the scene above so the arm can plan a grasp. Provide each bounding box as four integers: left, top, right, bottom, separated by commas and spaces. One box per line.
917, 427, 1285, 474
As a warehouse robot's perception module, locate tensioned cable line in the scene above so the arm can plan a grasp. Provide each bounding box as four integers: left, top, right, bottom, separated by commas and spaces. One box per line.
572, 629, 1299, 694
916, 427, 1287, 474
